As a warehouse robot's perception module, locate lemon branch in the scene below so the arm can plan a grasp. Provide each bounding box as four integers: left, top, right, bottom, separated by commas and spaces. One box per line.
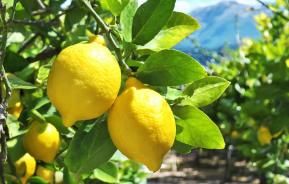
0, 0, 18, 183
81, 0, 132, 74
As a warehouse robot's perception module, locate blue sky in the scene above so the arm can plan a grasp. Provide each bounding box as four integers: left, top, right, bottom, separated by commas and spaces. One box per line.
139, 0, 275, 13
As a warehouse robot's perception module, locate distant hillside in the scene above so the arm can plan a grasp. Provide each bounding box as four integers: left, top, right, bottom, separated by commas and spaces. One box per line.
175, 1, 268, 58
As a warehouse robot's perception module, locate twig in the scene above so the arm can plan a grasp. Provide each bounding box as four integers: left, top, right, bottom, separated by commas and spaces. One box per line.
17, 34, 40, 54
81, 0, 132, 74
26, 47, 60, 62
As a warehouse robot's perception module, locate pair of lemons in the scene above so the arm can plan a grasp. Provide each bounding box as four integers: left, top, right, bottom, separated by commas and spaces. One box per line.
15, 153, 54, 184
46, 35, 176, 171
15, 121, 60, 184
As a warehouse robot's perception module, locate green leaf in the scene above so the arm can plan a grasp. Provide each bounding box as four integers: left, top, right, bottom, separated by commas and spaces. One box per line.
7, 74, 36, 90
173, 106, 225, 149
64, 121, 117, 175
64, 5, 86, 31
4, 51, 30, 73
7, 136, 26, 162
172, 140, 194, 154
120, 0, 138, 42
136, 50, 206, 86
132, 0, 176, 45
27, 176, 48, 184
100, 0, 129, 16
91, 161, 118, 183
138, 12, 200, 52
63, 166, 79, 184
36, 64, 51, 85
164, 87, 182, 101
44, 115, 70, 135
7, 115, 26, 138
181, 76, 230, 107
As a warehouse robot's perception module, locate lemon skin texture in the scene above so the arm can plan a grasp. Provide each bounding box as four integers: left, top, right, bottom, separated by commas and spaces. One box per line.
15, 153, 36, 184
36, 166, 54, 183
23, 121, 60, 163
108, 77, 176, 172
47, 42, 121, 127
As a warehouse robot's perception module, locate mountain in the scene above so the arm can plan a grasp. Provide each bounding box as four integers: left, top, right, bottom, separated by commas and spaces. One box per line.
175, 1, 268, 57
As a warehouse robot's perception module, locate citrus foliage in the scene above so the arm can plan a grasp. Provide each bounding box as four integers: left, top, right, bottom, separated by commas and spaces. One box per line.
2, 0, 229, 183
209, 0, 289, 182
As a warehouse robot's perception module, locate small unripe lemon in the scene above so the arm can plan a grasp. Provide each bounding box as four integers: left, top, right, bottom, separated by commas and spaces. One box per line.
15, 153, 36, 184
7, 89, 23, 119
36, 166, 54, 183
47, 42, 121, 127
23, 121, 60, 163
108, 77, 176, 172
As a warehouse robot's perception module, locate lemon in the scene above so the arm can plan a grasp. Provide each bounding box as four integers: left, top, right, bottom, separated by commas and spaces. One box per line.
108, 77, 176, 172
257, 126, 272, 145
89, 34, 106, 46
47, 41, 121, 127
36, 166, 54, 183
23, 121, 60, 163
7, 90, 23, 119
15, 153, 36, 184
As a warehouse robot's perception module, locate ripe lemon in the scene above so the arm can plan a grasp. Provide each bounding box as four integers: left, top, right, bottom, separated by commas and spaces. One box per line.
23, 121, 60, 163
88, 34, 106, 46
108, 77, 176, 172
257, 126, 272, 145
47, 41, 121, 127
36, 166, 54, 183
15, 153, 36, 184
7, 90, 23, 119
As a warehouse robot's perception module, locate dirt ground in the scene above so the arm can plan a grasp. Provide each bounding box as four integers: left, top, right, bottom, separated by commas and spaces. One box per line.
148, 148, 262, 184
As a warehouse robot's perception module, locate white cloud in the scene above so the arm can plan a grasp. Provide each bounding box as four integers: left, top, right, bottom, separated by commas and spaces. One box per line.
138, 0, 275, 13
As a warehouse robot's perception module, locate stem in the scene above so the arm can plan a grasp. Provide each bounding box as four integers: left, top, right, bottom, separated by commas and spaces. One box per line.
81, 0, 132, 74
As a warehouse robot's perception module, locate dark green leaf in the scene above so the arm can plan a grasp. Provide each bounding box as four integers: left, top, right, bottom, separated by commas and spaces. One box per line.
64, 121, 117, 175
132, 0, 176, 45
172, 140, 194, 154
181, 76, 230, 107
173, 106, 225, 149
4, 51, 30, 73
91, 161, 118, 183
64, 6, 86, 31
120, 0, 138, 42
138, 12, 200, 52
27, 176, 48, 184
136, 50, 206, 86
7, 74, 36, 90
7, 136, 26, 162
44, 115, 70, 135
63, 166, 79, 184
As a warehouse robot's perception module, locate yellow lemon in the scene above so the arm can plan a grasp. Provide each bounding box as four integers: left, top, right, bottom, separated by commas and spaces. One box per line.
36, 166, 54, 183
89, 34, 106, 46
108, 77, 176, 172
47, 41, 121, 127
23, 121, 60, 163
257, 126, 272, 145
15, 153, 36, 184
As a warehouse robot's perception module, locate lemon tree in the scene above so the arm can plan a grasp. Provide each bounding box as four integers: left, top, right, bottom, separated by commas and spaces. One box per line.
209, 0, 289, 182
0, 0, 229, 183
